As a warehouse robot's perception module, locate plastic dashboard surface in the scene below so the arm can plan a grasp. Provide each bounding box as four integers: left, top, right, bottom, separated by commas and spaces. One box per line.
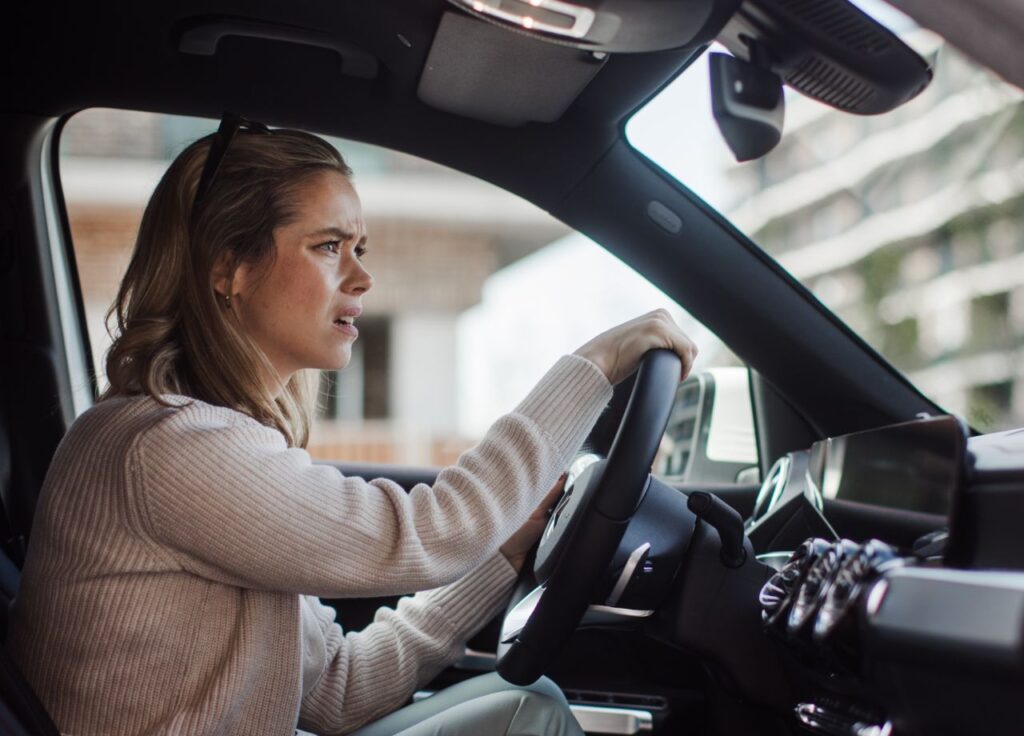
744, 415, 965, 553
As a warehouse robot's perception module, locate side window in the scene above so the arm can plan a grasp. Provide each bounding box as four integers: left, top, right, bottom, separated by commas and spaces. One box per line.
60, 109, 756, 477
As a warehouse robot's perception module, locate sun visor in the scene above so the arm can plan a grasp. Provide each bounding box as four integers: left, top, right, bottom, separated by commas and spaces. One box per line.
417, 11, 606, 127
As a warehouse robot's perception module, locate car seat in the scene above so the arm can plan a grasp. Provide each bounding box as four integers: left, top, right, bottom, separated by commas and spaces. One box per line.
0, 402, 60, 735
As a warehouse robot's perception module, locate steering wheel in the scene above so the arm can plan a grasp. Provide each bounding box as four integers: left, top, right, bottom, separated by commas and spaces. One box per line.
496, 348, 681, 685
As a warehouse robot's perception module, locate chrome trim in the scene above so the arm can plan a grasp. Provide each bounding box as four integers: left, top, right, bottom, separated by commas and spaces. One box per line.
501, 586, 653, 644
582, 604, 654, 627
42, 123, 92, 416
543, 452, 602, 545
795, 703, 891, 736
565, 452, 603, 491
450, 0, 596, 40
414, 692, 654, 733
607, 542, 650, 607
864, 577, 888, 618
571, 705, 653, 734
500, 585, 544, 643
756, 551, 795, 572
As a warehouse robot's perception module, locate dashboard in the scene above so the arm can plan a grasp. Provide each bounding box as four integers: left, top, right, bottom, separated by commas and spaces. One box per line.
745, 415, 965, 553
736, 416, 1024, 735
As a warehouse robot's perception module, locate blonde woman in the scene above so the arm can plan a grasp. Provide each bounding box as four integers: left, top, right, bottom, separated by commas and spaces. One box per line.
7, 115, 697, 735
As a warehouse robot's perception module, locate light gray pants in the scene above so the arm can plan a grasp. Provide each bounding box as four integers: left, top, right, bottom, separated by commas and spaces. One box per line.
347, 673, 585, 736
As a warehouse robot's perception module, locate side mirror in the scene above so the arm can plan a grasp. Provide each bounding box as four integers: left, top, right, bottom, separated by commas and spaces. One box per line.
709, 52, 785, 162
656, 367, 759, 483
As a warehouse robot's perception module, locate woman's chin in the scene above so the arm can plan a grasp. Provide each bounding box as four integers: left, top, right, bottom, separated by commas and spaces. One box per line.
323, 349, 352, 372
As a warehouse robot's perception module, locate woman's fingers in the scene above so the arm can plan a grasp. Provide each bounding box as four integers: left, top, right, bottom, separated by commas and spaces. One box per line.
535, 472, 568, 519
574, 309, 698, 385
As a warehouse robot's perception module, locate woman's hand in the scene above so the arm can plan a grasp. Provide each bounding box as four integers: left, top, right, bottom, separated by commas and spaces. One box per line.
574, 308, 698, 386
500, 310, 696, 573
500, 473, 567, 573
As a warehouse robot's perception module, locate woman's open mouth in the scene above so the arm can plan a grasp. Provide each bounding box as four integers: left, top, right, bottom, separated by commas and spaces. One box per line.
333, 317, 358, 337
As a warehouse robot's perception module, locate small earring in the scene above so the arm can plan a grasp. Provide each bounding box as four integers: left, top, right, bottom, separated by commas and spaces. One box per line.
223, 293, 232, 309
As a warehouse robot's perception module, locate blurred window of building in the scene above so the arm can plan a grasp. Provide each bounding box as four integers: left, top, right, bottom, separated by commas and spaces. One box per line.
60, 109, 746, 471
970, 292, 1012, 348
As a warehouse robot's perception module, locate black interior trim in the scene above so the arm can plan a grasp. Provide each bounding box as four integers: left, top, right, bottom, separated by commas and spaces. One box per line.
822, 498, 945, 550
553, 140, 941, 436
749, 370, 820, 478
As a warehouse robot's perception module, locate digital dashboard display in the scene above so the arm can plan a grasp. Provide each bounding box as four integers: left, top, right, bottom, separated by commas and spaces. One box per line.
807, 416, 966, 516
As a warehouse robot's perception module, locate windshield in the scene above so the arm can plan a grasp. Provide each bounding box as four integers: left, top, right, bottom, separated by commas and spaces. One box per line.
627, 2, 1024, 433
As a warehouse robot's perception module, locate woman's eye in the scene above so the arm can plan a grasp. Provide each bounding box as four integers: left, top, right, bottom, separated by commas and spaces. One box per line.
318, 240, 341, 254
355, 245, 368, 260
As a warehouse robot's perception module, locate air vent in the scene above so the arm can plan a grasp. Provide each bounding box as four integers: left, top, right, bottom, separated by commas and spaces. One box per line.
771, 0, 893, 56
785, 55, 875, 111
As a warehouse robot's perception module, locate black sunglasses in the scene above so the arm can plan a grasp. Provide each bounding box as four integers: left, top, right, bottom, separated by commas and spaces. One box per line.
191, 112, 272, 221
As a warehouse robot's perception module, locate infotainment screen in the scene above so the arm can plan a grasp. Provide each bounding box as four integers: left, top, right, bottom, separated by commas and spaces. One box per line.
807, 416, 967, 516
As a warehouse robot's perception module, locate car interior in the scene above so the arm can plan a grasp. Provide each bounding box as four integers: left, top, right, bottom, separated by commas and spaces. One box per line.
2, 0, 1024, 734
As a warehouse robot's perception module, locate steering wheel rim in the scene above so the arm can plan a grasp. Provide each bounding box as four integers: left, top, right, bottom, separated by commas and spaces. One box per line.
496, 348, 681, 685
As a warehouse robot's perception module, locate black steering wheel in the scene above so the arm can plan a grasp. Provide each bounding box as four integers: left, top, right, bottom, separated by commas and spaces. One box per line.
496, 348, 681, 685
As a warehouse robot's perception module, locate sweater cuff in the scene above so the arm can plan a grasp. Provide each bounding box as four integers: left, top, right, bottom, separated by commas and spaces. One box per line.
513, 354, 613, 455
418, 553, 518, 641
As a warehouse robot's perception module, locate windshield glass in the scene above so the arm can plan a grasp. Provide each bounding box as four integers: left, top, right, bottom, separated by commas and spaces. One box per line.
627, 2, 1024, 433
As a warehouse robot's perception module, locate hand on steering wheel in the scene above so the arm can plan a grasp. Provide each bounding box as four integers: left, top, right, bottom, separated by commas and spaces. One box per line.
497, 347, 684, 685
574, 308, 698, 386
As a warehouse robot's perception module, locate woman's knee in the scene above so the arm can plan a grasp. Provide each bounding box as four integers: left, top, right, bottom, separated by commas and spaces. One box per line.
519, 675, 569, 706
502, 689, 582, 736
456, 672, 568, 706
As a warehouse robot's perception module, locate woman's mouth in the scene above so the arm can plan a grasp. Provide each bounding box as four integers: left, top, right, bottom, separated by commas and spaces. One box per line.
333, 317, 359, 337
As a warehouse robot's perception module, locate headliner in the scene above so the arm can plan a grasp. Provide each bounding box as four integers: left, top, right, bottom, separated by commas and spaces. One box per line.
4, 1, 699, 211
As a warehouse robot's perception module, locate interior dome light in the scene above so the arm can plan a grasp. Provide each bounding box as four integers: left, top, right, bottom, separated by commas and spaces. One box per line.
450, 0, 596, 40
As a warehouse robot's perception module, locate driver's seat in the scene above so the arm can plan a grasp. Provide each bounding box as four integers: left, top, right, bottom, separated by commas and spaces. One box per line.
0, 401, 60, 736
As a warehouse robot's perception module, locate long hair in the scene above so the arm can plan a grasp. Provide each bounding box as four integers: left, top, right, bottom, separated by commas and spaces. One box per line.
102, 125, 353, 448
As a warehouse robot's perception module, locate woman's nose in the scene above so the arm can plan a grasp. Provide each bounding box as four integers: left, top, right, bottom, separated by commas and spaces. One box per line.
344, 258, 374, 295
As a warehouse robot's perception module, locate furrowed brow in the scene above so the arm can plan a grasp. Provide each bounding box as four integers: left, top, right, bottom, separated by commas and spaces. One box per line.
306, 227, 350, 240
307, 227, 367, 246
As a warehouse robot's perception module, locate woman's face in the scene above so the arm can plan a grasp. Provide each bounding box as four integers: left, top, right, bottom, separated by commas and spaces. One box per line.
226, 170, 373, 388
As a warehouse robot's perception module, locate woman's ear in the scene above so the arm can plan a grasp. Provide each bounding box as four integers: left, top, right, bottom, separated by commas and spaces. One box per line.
211, 251, 236, 299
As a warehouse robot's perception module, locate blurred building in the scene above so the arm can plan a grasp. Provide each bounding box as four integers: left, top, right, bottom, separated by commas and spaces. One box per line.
725, 35, 1024, 430
61, 110, 568, 465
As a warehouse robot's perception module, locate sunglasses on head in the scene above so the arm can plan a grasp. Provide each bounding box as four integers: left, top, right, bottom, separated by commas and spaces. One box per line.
191, 112, 272, 221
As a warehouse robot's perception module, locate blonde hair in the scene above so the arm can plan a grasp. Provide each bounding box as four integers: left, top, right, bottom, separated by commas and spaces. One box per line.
102, 125, 353, 448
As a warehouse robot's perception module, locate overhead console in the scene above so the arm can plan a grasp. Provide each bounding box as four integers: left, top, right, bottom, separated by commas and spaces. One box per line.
424, 0, 931, 166
419, 0, 737, 126
445, 0, 735, 52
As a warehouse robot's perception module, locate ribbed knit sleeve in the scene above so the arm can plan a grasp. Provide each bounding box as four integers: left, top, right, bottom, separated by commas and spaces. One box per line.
299, 553, 517, 734
130, 354, 611, 598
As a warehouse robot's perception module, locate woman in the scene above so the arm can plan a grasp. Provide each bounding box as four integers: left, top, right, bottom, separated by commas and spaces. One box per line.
6, 115, 697, 735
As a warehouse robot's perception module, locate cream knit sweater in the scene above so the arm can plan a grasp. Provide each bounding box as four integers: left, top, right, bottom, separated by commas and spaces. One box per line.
6, 354, 612, 735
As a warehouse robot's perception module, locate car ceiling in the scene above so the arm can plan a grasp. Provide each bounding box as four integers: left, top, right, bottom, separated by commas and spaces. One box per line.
2, 0, 946, 440
5, 1, 701, 210
887, 0, 1024, 92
